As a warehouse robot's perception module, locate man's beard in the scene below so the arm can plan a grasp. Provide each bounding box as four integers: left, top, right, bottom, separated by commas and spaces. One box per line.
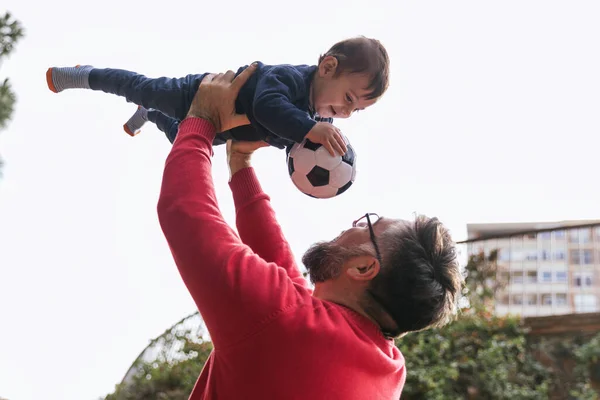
302, 241, 367, 284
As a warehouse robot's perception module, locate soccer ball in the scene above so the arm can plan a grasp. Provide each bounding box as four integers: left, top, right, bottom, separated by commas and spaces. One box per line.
286, 137, 357, 199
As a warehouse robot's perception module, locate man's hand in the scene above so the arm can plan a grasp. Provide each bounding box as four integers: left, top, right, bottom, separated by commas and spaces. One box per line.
226, 140, 269, 180
305, 122, 347, 157
186, 63, 258, 132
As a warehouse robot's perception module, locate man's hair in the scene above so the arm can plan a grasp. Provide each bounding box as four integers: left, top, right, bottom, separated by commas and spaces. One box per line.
318, 36, 390, 100
366, 215, 463, 336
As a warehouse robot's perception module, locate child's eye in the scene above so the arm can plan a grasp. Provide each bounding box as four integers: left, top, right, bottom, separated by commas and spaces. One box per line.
345, 94, 352, 103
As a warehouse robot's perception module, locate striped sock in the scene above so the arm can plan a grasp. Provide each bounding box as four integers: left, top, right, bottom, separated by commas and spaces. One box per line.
123, 106, 149, 137
46, 65, 94, 93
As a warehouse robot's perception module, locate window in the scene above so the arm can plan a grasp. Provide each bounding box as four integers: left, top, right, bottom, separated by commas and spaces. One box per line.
574, 294, 597, 313
499, 271, 510, 285
541, 294, 552, 305
513, 294, 523, 305
512, 271, 524, 284
525, 252, 538, 261
554, 230, 566, 240
580, 229, 591, 243
499, 249, 511, 262
525, 233, 536, 240
584, 250, 593, 264
574, 273, 593, 287
499, 295, 509, 305
595, 227, 600, 240
526, 294, 537, 305
539, 232, 552, 240
569, 229, 579, 243
526, 271, 537, 283
540, 250, 551, 261
556, 293, 567, 306
553, 250, 566, 261
556, 271, 567, 282
570, 228, 591, 243
571, 250, 594, 265
571, 249, 581, 265
540, 271, 552, 282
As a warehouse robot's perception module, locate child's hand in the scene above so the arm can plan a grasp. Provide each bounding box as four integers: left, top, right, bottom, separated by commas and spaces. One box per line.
305, 122, 348, 156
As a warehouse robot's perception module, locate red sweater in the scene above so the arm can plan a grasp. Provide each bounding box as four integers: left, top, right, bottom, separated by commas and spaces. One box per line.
157, 118, 405, 400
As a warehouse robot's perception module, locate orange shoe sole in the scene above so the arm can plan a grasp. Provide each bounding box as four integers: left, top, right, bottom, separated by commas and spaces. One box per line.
46, 68, 57, 93
123, 124, 139, 137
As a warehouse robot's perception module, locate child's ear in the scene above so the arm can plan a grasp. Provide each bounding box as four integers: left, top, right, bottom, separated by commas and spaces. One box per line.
319, 56, 339, 77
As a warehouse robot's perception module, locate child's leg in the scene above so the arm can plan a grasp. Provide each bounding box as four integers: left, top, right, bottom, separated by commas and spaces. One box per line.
123, 106, 149, 137
46, 66, 207, 121
146, 108, 179, 144
123, 106, 179, 142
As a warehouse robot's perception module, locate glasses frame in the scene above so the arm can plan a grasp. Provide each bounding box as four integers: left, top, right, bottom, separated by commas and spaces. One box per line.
353, 213, 383, 266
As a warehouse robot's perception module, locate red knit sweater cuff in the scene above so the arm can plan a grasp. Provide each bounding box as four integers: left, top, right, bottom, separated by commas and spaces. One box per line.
229, 167, 267, 209
178, 117, 216, 145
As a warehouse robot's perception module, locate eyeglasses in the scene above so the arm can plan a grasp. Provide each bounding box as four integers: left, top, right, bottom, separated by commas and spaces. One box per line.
353, 213, 383, 267
353, 213, 397, 337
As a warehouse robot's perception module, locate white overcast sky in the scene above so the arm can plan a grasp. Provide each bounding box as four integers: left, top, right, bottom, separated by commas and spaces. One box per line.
1, 1, 599, 399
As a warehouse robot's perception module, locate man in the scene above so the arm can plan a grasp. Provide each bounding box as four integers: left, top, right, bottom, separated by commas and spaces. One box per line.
157, 64, 463, 399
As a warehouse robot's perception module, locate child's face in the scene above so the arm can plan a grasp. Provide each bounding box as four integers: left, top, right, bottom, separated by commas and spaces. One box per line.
312, 57, 379, 119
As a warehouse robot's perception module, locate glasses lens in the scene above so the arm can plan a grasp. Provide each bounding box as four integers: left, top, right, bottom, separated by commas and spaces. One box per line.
354, 213, 379, 228
366, 213, 379, 225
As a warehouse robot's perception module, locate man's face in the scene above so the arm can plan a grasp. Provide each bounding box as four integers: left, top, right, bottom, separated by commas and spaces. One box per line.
312, 63, 378, 119
302, 215, 405, 284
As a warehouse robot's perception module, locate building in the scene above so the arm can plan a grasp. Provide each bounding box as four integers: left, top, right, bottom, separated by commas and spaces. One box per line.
460, 220, 600, 317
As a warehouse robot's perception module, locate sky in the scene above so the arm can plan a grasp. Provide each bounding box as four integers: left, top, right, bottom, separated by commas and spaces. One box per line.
0, 1, 599, 399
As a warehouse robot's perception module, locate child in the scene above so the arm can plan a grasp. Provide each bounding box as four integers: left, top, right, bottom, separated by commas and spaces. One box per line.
46, 36, 389, 156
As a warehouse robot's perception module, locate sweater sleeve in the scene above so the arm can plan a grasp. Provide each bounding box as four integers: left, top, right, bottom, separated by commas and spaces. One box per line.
157, 118, 303, 349
253, 67, 316, 143
229, 167, 309, 288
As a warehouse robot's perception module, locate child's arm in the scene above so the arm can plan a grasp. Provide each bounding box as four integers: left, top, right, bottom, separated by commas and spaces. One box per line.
253, 68, 346, 155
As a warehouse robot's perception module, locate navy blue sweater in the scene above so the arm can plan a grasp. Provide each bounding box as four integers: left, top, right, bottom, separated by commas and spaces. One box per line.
218, 62, 332, 149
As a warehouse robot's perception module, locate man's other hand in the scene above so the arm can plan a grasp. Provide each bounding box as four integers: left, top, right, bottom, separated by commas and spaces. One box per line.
187, 63, 257, 132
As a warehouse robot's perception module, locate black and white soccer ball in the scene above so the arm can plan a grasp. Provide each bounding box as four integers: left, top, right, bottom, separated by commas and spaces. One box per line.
286, 137, 357, 199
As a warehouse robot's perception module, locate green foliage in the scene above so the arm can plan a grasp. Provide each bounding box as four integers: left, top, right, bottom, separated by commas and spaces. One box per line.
570, 333, 600, 399
0, 77, 16, 130
462, 249, 507, 313
0, 11, 23, 130
105, 329, 212, 400
396, 312, 551, 399
0, 11, 24, 176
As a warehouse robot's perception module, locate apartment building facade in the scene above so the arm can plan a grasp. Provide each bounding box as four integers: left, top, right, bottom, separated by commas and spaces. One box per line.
461, 220, 600, 317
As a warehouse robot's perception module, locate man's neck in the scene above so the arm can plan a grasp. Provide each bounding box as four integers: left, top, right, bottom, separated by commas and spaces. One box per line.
313, 287, 380, 327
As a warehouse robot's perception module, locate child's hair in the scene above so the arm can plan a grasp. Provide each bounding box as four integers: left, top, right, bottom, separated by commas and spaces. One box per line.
319, 36, 390, 100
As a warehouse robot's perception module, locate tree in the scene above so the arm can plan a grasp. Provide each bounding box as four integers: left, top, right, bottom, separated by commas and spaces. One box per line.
105, 325, 212, 400
0, 12, 24, 175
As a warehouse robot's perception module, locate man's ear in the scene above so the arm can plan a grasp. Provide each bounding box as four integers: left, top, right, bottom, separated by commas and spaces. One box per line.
345, 255, 380, 282
318, 55, 339, 77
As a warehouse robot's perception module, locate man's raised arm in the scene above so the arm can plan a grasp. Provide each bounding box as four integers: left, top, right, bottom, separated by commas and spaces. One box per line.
157, 68, 302, 348
226, 142, 309, 288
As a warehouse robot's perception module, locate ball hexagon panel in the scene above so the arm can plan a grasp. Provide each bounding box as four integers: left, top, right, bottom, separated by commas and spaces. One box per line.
311, 185, 339, 199
314, 146, 342, 170
306, 166, 330, 187
290, 171, 315, 195
329, 162, 354, 189
290, 147, 317, 174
